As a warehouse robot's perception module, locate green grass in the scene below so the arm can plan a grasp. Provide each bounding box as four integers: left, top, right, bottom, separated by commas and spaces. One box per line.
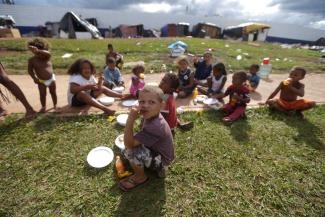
0, 38, 324, 75
0, 106, 324, 216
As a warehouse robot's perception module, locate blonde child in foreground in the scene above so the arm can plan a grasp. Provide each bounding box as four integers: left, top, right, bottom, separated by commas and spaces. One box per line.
119, 86, 174, 191
266, 66, 315, 118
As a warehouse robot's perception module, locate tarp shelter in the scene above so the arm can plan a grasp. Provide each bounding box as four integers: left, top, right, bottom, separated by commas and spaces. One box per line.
168, 41, 188, 50
223, 22, 271, 42
314, 37, 325, 46
59, 11, 102, 39
113, 24, 144, 38
0, 15, 15, 28
0, 15, 21, 38
161, 23, 177, 37
192, 23, 221, 38
177, 22, 190, 37
45, 22, 60, 38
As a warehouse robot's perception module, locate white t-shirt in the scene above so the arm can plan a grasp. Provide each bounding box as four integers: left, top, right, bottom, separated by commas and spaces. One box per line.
67, 74, 97, 105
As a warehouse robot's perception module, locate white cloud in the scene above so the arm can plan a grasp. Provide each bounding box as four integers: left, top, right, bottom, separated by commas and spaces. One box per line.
310, 20, 325, 30
128, 2, 181, 13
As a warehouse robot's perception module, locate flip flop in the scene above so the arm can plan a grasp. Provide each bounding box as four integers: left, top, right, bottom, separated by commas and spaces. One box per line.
118, 177, 149, 192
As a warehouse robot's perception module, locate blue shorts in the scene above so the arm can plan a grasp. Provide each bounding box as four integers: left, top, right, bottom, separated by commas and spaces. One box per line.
71, 91, 95, 107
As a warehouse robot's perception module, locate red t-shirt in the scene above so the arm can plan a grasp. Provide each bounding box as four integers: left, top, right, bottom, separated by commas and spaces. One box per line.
165, 94, 177, 129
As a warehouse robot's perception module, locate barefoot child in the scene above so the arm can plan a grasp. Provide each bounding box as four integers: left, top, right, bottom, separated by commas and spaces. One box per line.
67, 58, 124, 115
129, 65, 145, 98
247, 64, 260, 92
198, 62, 227, 96
159, 73, 193, 132
177, 57, 195, 98
0, 62, 36, 118
27, 38, 57, 112
266, 66, 315, 117
119, 86, 174, 191
103, 57, 124, 89
216, 71, 250, 123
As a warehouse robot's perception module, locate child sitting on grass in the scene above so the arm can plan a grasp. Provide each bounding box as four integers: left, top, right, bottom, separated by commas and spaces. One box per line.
159, 73, 193, 132
103, 57, 124, 89
119, 86, 174, 191
177, 57, 195, 98
67, 58, 124, 115
216, 71, 250, 123
193, 51, 213, 86
266, 66, 315, 118
27, 38, 57, 112
130, 65, 145, 98
198, 62, 227, 97
247, 64, 260, 92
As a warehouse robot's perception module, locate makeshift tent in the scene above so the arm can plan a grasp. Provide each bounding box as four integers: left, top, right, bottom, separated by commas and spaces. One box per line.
223, 22, 271, 42
168, 41, 188, 50
0, 15, 15, 28
314, 37, 325, 46
59, 11, 102, 39
45, 22, 60, 37
177, 22, 190, 36
192, 23, 221, 38
161, 23, 177, 37
0, 15, 21, 38
113, 24, 144, 38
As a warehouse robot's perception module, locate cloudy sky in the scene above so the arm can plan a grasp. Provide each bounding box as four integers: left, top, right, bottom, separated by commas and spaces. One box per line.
10, 0, 325, 30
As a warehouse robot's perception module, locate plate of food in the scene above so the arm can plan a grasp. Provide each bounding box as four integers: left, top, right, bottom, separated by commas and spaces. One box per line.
122, 99, 138, 107
112, 86, 125, 93
87, 146, 114, 168
116, 114, 128, 126
98, 97, 115, 106
203, 98, 220, 105
115, 134, 125, 150
196, 95, 208, 103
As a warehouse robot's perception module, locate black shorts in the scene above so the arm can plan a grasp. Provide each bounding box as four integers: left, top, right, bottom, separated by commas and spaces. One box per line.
71, 91, 95, 107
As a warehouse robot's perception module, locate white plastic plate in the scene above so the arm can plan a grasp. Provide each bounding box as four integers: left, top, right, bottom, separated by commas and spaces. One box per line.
203, 98, 219, 105
87, 146, 114, 168
116, 114, 129, 126
122, 99, 138, 107
112, 86, 125, 93
115, 134, 125, 150
98, 97, 115, 106
196, 95, 208, 103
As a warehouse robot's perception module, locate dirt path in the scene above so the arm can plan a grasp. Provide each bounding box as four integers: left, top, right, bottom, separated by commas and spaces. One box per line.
2, 73, 325, 115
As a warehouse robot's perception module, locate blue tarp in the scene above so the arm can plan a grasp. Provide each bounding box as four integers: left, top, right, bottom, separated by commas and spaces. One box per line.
168, 41, 188, 49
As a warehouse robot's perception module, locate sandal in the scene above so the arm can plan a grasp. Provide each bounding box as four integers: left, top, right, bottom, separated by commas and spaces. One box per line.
118, 176, 149, 192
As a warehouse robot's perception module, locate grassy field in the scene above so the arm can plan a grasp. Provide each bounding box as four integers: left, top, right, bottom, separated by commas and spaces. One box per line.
0, 106, 324, 216
0, 38, 324, 75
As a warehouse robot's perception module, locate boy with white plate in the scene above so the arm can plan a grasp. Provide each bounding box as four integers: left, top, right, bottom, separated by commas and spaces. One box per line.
119, 86, 174, 191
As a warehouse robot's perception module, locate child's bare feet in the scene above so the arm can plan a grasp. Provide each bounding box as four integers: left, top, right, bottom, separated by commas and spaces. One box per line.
39, 107, 46, 113
0, 108, 8, 117
25, 109, 37, 118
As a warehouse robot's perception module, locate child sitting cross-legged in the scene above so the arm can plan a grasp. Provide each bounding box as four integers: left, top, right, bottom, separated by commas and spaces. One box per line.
67, 58, 124, 115
159, 73, 193, 132
198, 62, 227, 97
119, 86, 174, 191
216, 71, 250, 123
177, 57, 195, 98
266, 66, 315, 118
103, 57, 124, 89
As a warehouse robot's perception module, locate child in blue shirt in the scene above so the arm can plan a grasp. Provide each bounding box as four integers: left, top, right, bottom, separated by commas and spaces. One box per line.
103, 57, 124, 89
247, 64, 260, 92
193, 51, 213, 86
